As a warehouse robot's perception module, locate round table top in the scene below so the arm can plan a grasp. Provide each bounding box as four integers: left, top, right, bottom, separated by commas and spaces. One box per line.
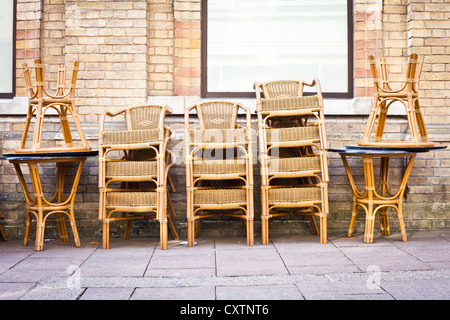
0, 150, 99, 161
328, 145, 447, 155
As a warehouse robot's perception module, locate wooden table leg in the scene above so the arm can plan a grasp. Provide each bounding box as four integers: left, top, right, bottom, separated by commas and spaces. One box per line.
340, 154, 365, 238
56, 163, 69, 242
28, 162, 45, 251
396, 154, 416, 242
379, 157, 390, 235
362, 156, 376, 243
66, 160, 84, 248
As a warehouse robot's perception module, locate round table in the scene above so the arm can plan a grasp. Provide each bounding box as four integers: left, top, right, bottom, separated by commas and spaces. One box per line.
1, 150, 98, 251
329, 145, 446, 243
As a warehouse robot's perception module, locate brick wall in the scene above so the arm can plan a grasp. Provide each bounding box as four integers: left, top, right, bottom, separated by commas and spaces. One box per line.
0, 0, 448, 241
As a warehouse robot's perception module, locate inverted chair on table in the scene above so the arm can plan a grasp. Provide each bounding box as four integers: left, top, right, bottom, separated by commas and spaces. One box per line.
19, 59, 90, 153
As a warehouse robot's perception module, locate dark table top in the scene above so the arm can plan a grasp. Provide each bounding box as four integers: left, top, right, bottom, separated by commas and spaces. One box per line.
0, 150, 99, 161
328, 145, 447, 155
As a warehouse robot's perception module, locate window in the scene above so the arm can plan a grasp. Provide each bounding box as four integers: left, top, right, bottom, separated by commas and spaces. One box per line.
202, 0, 353, 98
0, 0, 16, 98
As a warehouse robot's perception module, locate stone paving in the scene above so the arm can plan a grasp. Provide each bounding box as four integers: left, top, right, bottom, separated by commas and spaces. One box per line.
0, 230, 449, 301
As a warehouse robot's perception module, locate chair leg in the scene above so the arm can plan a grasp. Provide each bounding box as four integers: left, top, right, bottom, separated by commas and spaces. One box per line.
308, 215, 319, 235
24, 210, 32, 246
124, 217, 132, 240
320, 214, 327, 244
261, 215, 270, 245
195, 218, 203, 238
56, 213, 69, 242
0, 211, 6, 241
246, 218, 254, 246
187, 218, 195, 247
397, 203, 407, 242
103, 219, 110, 249
348, 202, 358, 237
160, 219, 168, 250
168, 215, 179, 240
20, 106, 33, 149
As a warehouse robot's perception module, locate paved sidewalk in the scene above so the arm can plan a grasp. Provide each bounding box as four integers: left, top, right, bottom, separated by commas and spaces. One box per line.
0, 230, 449, 301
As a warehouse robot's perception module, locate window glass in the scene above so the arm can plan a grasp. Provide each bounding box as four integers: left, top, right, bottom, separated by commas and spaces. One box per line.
0, 0, 15, 97
205, 0, 351, 97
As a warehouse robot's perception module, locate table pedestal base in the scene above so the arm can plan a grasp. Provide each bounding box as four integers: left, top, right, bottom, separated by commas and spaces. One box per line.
341, 153, 416, 243
11, 158, 85, 251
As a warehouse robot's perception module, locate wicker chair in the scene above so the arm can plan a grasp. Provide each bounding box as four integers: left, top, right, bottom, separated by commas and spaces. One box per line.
18, 59, 90, 153
255, 79, 329, 244
99, 105, 178, 249
359, 53, 434, 147
185, 101, 254, 246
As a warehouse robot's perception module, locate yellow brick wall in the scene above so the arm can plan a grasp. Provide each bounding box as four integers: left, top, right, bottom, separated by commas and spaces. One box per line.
1, 0, 448, 239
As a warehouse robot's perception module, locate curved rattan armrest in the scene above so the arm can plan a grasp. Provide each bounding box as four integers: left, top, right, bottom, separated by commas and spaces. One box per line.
300, 78, 322, 96
164, 150, 176, 187
99, 109, 127, 136
164, 105, 173, 115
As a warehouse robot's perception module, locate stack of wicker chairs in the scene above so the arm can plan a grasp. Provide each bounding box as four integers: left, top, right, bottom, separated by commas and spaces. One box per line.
255, 79, 329, 244
98, 105, 178, 250
185, 101, 254, 246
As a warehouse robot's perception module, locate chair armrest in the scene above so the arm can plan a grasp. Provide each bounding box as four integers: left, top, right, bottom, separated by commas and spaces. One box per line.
300, 78, 322, 96
99, 109, 127, 136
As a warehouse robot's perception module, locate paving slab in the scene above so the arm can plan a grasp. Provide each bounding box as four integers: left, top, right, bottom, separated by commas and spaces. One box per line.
0, 282, 35, 300
380, 279, 450, 300
295, 281, 389, 300
131, 286, 216, 300
216, 285, 304, 300
79, 287, 135, 300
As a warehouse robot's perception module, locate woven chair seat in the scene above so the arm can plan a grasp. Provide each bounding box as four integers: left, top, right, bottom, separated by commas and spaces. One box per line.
266, 126, 320, 146
105, 161, 157, 180
193, 159, 247, 178
267, 156, 321, 177
193, 188, 247, 207
257, 95, 322, 114
101, 129, 163, 149
190, 128, 247, 146
106, 191, 157, 210
268, 187, 322, 206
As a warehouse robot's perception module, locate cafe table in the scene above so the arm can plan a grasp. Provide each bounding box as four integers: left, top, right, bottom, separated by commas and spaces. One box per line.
329, 145, 446, 243
1, 150, 98, 251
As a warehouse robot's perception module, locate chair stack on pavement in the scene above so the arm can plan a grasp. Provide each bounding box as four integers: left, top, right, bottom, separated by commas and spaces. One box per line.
185, 101, 254, 246
98, 105, 178, 249
255, 79, 329, 244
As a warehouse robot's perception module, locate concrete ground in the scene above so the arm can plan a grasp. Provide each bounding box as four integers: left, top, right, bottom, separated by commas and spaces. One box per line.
0, 230, 449, 301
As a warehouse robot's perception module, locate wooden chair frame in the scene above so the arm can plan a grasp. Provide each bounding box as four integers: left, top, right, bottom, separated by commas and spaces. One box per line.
185, 101, 254, 246
18, 59, 90, 153
359, 53, 434, 147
